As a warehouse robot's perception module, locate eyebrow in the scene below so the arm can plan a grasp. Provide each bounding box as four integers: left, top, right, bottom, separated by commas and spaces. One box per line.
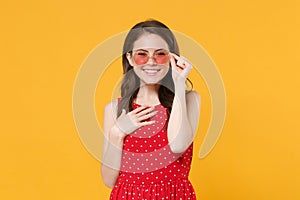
133, 48, 166, 52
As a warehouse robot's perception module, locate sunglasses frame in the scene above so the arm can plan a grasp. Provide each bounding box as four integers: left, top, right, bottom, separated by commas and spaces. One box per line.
130, 48, 170, 66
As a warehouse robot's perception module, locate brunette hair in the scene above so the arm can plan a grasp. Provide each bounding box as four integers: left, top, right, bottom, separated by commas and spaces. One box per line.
117, 19, 193, 117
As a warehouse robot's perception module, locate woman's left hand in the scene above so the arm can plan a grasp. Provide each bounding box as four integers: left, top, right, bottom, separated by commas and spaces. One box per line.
169, 52, 192, 87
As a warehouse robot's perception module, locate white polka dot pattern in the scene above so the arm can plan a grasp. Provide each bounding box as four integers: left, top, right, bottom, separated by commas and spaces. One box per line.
110, 99, 196, 200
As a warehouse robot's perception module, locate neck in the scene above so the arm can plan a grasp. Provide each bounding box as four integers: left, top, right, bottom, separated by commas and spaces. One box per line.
135, 82, 160, 104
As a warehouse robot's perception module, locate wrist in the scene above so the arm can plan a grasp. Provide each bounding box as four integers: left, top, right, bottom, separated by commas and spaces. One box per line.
110, 125, 126, 140
174, 81, 186, 92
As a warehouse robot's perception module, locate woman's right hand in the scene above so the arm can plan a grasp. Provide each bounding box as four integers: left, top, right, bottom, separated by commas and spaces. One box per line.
115, 106, 157, 136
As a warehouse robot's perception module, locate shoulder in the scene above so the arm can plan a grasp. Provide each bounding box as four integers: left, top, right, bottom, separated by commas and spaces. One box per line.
186, 90, 201, 105
104, 98, 119, 120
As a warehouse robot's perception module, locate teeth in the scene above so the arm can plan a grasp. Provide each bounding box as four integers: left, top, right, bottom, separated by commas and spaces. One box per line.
144, 69, 159, 73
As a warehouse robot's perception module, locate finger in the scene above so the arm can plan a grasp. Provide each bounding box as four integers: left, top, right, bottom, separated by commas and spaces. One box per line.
177, 59, 185, 68
177, 56, 190, 68
181, 57, 192, 68
135, 106, 154, 117
169, 54, 178, 70
171, 53, 189, 68
181, 61, 192, 75
170, 52, 180, 60
139, 120, 156, 126
137, 110, 158, 121
180, 55, 189, 62
121, 109, 126, 116
131, 105, 148, 114
181, 61, 193, 78
170, 54, 185, 70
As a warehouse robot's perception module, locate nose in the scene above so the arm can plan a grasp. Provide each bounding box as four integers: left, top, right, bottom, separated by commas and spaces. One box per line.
147, 56, 156, 65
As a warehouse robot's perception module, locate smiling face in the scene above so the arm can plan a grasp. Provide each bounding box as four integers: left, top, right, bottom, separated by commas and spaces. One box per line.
126, 33, 170, 85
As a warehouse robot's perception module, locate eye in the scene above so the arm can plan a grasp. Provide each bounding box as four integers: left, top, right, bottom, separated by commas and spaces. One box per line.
136, 51, 148, 56
155, 51, 168, 56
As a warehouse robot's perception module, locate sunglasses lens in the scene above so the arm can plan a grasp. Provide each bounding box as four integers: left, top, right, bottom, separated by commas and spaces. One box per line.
133, 51, 149, 65
154, 50, 169, 64
133, 50, 169, 65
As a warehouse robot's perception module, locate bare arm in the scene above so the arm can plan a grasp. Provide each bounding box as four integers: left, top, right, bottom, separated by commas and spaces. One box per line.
100, 99, 156, 188
167, 52, 201, 154
167, 86, 201, 154
100, 99, 126, 188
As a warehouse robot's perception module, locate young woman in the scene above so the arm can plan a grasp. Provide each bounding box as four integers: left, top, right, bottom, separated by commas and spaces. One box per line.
101, 19, 201, 199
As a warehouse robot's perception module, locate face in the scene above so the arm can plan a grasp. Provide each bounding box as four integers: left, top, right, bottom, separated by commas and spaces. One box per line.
126, 33, 170, 85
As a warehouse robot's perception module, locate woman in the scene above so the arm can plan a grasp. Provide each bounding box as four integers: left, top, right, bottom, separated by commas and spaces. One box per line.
101, 19, 201, 199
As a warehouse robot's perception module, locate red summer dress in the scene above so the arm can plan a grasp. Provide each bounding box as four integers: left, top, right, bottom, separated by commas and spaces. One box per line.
109, 99, 196, 200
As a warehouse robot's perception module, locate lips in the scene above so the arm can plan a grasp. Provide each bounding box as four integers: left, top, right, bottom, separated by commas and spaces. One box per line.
142, 68, 161, 75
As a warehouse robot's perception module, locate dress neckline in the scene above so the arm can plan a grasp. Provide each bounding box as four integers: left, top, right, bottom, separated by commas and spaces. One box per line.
133, 101, 162, 108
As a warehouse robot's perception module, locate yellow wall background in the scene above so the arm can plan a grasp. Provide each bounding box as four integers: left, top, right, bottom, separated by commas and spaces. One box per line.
1, 0, 300, 199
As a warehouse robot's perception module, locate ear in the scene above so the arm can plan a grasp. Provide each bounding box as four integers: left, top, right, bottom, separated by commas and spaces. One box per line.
126, 52, 134, 66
